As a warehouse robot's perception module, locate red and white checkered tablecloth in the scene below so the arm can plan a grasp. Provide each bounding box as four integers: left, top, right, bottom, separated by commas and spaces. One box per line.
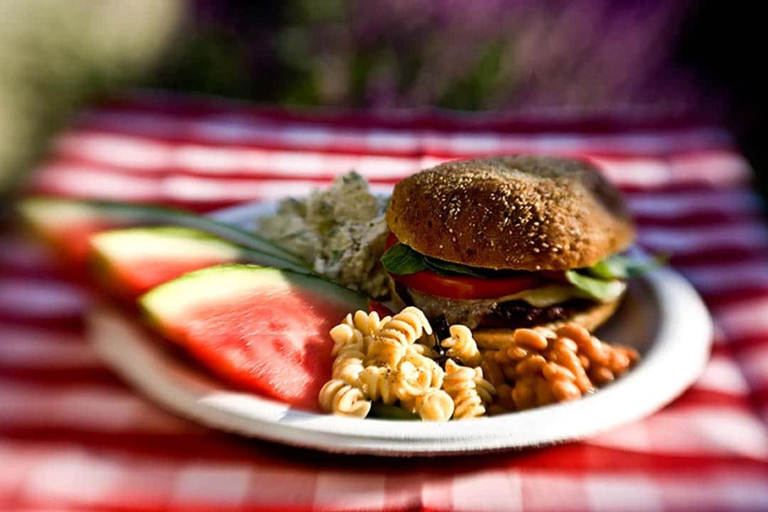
2, 92, 768, 511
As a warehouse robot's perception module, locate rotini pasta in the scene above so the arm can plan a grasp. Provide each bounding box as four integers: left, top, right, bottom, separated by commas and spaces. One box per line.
394, 353, 445, 401
367, 336, 407, 367
359, 365, 398, 405
318, 379, 371, 418
442, 324, 482, 367
331, 345, 367, 384
443, 359, 486, 420
415, 389, 454, 421
329, 323, 366, 357
376, 306, 432, 346
365, 306, 434, 367
344, 310, 391, 337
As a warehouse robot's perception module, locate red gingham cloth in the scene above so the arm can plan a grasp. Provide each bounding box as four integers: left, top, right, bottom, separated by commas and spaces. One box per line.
2, 91, 768, 511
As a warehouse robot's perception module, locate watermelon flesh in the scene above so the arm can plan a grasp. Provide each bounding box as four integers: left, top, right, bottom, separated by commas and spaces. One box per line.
140, 265, 367, 410
91, 227, 244, 299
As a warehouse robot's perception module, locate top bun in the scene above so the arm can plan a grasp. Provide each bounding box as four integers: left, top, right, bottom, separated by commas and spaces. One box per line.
386, 155, 635, 271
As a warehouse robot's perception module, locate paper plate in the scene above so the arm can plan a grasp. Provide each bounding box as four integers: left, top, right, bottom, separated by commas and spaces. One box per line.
87, 202, 713, 456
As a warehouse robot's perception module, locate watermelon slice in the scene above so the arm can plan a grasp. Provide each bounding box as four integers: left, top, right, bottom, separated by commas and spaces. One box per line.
18, 197, 128, 268
140, 264, 367, 410
90, 226, 310, 298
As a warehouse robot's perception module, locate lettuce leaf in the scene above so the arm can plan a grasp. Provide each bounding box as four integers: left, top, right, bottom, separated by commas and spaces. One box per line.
564, 270, 624, 301
586, 253, 666, 280
566, 253, 664, 301
381, 243, 487, 277
425, 258, 489, 277
380, 243, 427, 275
369, 403, 419, 420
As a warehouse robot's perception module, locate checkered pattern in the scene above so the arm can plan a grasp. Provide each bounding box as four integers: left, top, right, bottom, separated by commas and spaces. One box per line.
2, 91, 768, 511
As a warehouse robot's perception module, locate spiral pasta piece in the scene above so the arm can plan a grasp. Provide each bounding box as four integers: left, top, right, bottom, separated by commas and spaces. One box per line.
330, 323, 366, 357
442, 324, 482, 367
473, 367, 496, 404
415, 390, 455, 422
394, 353, 445, 401
359, 366, 397, 405
367, 337, 407, 367
344, 310, 392, 337
332, 346, 367, 384
377, 306, 433, 346
443, 359, 486, 420
318, 379, 371, 418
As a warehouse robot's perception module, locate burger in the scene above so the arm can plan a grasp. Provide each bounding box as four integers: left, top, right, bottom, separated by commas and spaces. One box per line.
382, 155, 652, 332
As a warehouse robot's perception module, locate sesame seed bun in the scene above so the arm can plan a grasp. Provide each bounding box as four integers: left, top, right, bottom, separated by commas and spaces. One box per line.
386, 155, 635, 271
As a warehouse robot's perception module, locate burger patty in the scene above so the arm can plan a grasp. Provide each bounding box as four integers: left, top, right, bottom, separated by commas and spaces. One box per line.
483, 299, 596, 328
396, 282, 596, 329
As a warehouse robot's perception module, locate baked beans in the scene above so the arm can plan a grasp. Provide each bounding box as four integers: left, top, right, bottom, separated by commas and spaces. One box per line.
481, 322, 639, 413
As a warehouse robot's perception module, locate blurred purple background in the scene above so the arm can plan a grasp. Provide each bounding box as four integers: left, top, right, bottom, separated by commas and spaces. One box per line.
184, 0, 702, 111
1, 0, 765, 200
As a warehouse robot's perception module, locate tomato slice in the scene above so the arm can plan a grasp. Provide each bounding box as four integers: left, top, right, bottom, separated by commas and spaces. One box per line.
385, 232, 399, 249
385, 232, 541, 300
392, 270, 540, 300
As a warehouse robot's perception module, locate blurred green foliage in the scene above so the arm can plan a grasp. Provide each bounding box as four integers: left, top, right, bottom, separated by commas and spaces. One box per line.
0, 0, 185, 201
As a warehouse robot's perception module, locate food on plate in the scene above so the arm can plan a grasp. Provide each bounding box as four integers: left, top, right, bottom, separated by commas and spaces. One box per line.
319, 306, 497, 420
318, 380, 371, 418
443, 359, 495, 420
319, 305, 638, 421
24, 154, 649, 423
414, 389, 454, 421
383, 155, 656, 331
481, 323, 639, 413
91, 226, 306, 298
258, 172, 390, 298
442, 324, 483, 366
140, 264, 367, 410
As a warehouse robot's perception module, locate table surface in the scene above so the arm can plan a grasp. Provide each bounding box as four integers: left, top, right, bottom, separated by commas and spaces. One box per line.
2, 92, 768, 511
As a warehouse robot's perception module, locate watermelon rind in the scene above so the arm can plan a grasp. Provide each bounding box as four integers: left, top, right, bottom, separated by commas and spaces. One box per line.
90, 226, 312, 275
140, 264, 368, 333
18, 197, 108, 246
18, 197, 98, 231
91, 226, 242, 263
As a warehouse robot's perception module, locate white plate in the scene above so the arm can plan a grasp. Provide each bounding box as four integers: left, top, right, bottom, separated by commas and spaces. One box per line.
87, 202, 713, 456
